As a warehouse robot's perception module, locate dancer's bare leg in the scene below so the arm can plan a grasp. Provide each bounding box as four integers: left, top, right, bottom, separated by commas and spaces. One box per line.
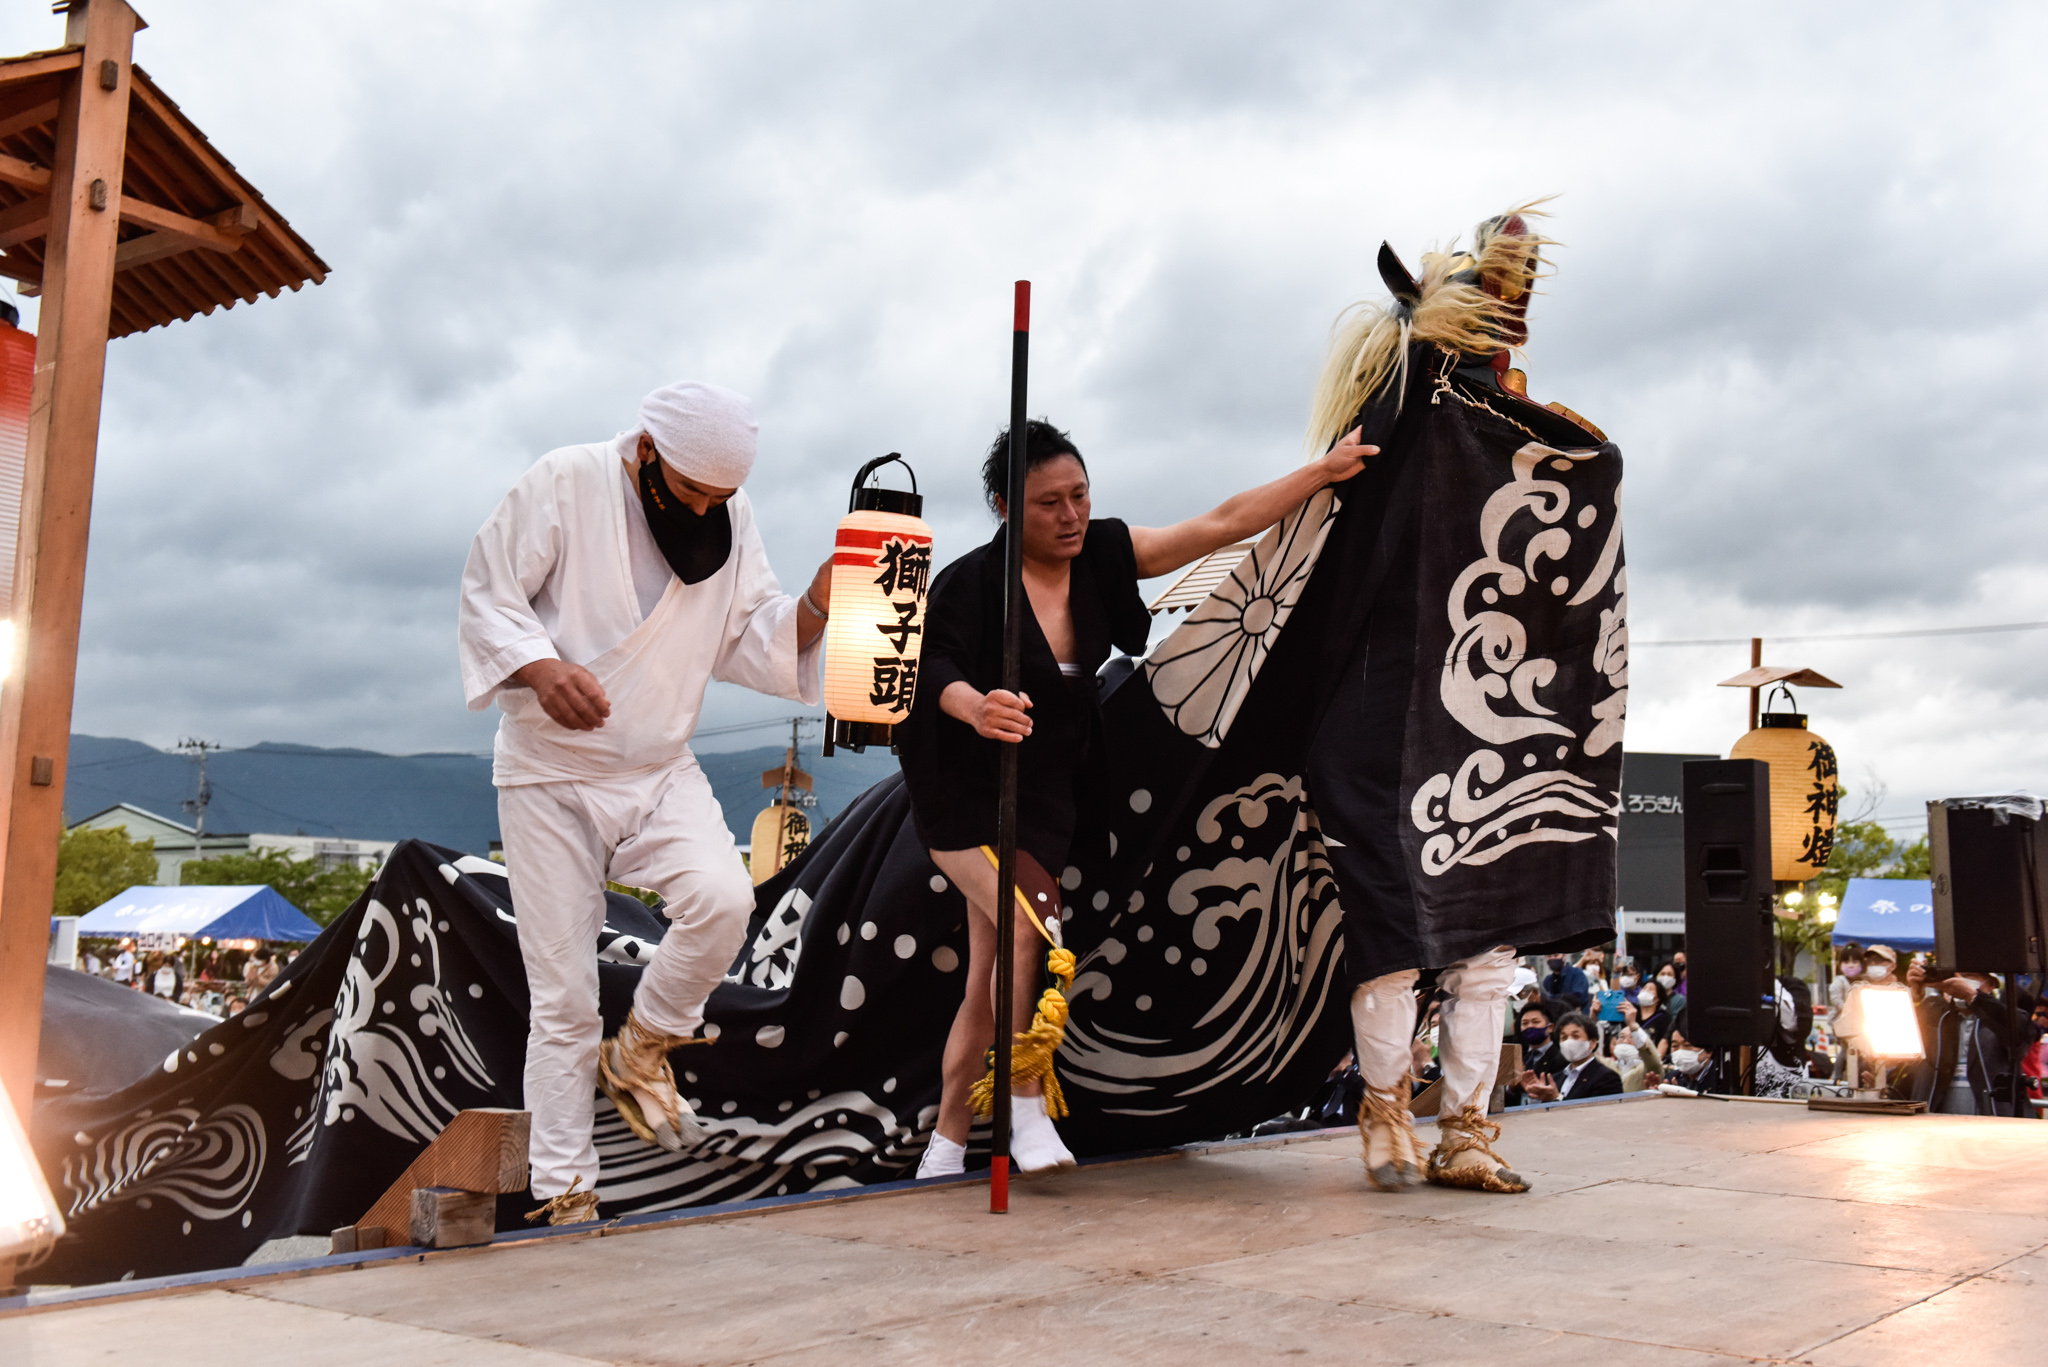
921, 847, 1072, 1175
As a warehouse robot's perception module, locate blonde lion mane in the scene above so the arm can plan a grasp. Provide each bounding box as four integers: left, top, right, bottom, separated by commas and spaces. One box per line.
1307, 199, 1556, 454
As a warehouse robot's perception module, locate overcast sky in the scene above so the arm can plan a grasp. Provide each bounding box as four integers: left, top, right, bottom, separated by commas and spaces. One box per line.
4, 2, 2042, 833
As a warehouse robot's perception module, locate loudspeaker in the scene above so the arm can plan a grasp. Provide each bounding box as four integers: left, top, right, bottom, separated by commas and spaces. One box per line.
1682, 759, 1775, 1047
1928, 802, 2046, 974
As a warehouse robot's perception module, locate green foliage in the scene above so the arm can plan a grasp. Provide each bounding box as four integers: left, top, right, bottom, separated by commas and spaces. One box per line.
181, 846, 376, 927
54, 825, 157, 919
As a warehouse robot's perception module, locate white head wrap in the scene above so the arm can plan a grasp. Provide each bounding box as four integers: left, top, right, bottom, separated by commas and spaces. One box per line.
628, 381, 759, 487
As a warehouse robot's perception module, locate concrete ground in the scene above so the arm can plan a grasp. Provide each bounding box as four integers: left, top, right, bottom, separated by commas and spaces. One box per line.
7, 1094, 2048, 1365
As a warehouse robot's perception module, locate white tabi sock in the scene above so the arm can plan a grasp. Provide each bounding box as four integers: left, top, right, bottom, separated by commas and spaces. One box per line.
917, 1132, 966, 1178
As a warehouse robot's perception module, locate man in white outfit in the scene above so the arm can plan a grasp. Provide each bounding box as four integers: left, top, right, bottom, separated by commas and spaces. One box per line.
458, 381, 831, 1225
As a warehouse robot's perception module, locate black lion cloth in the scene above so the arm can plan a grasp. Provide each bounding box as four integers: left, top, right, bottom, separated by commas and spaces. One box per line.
30, 345, 1623, 1284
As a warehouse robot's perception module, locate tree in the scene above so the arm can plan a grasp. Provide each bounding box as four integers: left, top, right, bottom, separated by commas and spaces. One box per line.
181, 846, 377, 927
1777, 793, 1928, 973
54, 825, 158, 919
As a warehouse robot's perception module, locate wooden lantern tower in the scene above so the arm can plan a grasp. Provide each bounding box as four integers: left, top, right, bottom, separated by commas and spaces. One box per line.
0, 0, 327, 1127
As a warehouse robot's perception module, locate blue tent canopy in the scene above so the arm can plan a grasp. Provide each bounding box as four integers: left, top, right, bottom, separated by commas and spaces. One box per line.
1831, 877, 1934, 952
75, 885, 323, 942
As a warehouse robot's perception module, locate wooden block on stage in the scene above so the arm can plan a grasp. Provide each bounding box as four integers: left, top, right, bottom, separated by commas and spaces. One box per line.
409, 1187, 496, 1249
328, 1224, 388, 1255
349, 1108, 530, 1249
1407, 1077, 1441, 1117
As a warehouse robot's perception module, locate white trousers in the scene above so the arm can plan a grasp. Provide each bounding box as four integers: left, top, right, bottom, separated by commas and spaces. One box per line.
499, 753, 755, 1197
1351, 946, 1518, 1117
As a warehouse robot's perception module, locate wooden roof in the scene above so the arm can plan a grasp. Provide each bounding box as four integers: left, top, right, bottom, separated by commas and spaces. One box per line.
1717, 665, 1843, 690
0, 45, 327, 339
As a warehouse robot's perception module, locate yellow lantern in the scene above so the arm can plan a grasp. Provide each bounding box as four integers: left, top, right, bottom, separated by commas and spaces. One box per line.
1728, 685, 1839, 882
750, 732, 814, 884
824, 454, 932, 753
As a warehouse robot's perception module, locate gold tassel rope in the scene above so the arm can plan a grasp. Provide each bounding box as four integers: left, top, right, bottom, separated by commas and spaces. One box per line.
968, 848, 1077, 1120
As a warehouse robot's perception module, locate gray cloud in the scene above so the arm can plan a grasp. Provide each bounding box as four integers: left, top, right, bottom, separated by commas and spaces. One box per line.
0, 0, 2039, 824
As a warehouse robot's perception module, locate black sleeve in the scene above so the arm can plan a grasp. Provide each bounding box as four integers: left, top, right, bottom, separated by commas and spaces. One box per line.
1088, 518, 1153, 656
1576, 1063, 1624, 1099
917, 558, 983, 701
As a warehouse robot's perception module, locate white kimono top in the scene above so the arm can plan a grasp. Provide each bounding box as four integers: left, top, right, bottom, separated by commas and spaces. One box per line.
458, 436, 821, 787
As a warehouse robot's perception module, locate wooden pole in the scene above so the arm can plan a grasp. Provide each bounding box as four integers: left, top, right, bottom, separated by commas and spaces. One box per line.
990, 280, 1029, 1214
1747, 636, 1761, 732
0, 0, 140, 1129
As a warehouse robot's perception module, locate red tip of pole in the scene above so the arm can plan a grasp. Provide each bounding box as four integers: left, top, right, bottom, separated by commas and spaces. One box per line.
1013, 280, 1030, 333
990, 1156, 1010, 1212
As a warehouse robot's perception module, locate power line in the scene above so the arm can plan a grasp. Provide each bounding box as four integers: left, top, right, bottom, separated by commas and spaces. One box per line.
1635, 619, 2048, 647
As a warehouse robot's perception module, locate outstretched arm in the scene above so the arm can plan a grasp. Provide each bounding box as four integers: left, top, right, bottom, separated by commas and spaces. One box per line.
1127, 429, 1377, 580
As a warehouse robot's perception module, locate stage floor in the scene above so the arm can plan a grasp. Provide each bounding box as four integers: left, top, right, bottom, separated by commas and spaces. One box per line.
8, 1094, 2048, 1364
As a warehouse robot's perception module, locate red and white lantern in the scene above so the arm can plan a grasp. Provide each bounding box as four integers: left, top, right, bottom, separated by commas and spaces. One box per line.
824, 454, 932, 752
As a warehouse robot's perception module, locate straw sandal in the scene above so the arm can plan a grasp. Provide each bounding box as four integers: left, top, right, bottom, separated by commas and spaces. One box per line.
1425, 1105, 1530, 1194
1358, 1076, 1422, 1191
597, 1010, 707, 1153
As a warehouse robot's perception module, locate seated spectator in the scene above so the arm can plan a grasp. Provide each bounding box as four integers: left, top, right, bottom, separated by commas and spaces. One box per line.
1607, 997, 1665, 1073
1634, 978, 1677, 1046
1671, 950, 1689, 1000
1514, 1000, 1562, 1072
1662, 1025, 1718, 1089
1577, 948, 1610, 996
1542, 953, 1591, 1011
1517, 1012, 1622, 1103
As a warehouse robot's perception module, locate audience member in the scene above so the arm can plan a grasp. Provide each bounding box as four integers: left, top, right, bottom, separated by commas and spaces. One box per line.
1899, 961, 2042, 1115
1517, 1011, 1622, 1103
110, 942, 136, 988
1542, 953, 1591, 1010
1634, 978, 1677, 1046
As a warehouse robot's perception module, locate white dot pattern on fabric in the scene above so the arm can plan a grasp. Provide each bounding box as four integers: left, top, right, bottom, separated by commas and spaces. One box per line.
893, 934, 917, 959
1129, 789, 1152, 813
1137, 925, 1154, 942
1192, 958, 1208, 976
932, 945, 960, 972
704, 1022, 722, 1040
840, 976, 866, 1010
1136, 995, 1153, 1011
468, 983, 483, 998
833, 1031, 848, 1047
1092, 890, 1109, 911
1060, 866, 1082, 889
883, 1077, 897, 1093
756, 1025, 785, 1049
860, 922, 877, 940
1164, 946, 1182, 965
929, 874, 948, 893
1176, 846, 1190, 861
722, 1100, 738, 1114
837, 924, 850, 945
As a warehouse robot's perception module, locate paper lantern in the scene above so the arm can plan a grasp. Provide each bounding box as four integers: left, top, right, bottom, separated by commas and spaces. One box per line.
824, 453, 932, 752
749, 804, 811, 885
1730, 706, 1839, 882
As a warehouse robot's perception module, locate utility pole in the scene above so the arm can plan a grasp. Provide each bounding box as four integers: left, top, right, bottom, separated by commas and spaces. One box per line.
177, 737, 219, 858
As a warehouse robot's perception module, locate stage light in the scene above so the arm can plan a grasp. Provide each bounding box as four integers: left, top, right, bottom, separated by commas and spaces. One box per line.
1818, 892, 1838, 925
0, 1075, 64, 1263
823, 454, 932, 753
1854, 985, 1925, 1061
1785, 890, 1804, 907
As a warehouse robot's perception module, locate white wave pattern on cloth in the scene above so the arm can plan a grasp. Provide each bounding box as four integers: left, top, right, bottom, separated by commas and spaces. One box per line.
1058, 773, 1345, 1115
731, 886, 810, 990
590, 1091, 933, 1213
61, 1104, 267, 1223
1415, 441, 1625, 875
316, 897, 494, 1145
1146, 488, 1337, 748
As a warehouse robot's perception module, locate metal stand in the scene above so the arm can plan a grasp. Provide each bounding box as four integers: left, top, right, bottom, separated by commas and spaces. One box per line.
990, 280, 1030, 1214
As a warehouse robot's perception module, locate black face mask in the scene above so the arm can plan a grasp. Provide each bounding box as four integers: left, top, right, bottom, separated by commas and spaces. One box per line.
637, 458, 732, 585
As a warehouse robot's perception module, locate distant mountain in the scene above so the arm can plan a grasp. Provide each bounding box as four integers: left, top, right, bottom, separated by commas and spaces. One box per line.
64, 735, 900, 859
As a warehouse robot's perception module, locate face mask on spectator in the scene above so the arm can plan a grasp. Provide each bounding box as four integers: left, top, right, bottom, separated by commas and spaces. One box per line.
1637, 988, 1658, 1008
1520, 1025, 1549, 1047
1842, 963, 1861, 978
1617, 974, 1637, 988
1672, 1048, 1702, 1072
1613, 1042, 1641, 1066
1547, 957, 1566, 974
1560, 1037, 1594, 1064
1657, 973, 1676, 990
1865, 964, 1891, 982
